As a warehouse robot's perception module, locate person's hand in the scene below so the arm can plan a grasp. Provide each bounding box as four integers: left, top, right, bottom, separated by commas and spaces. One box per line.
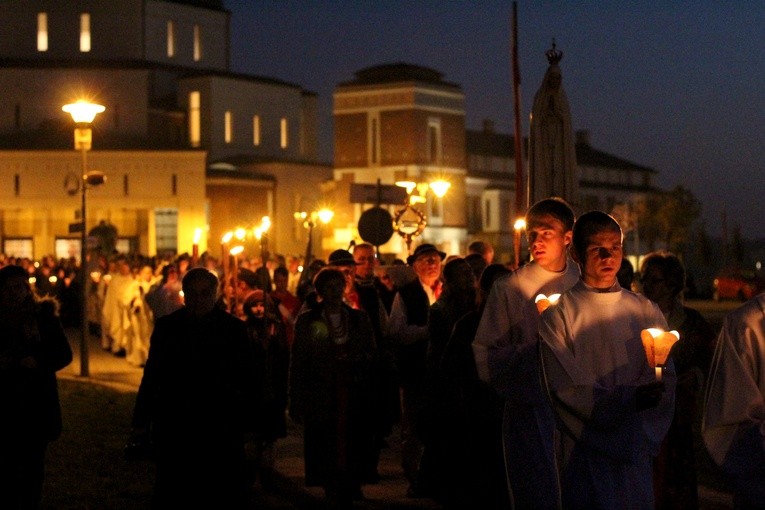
636, 381, 665, 411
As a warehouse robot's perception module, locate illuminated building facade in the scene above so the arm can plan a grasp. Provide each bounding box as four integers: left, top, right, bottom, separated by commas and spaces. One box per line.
0, 0, 328, 260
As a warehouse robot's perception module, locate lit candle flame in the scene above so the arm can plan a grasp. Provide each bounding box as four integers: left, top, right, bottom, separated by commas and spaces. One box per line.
535, 293, 561, 313
640, 328, 680, 380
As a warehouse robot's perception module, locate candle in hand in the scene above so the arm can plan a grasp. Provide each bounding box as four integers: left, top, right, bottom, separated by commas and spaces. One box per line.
640, 328, 680, 380
535, 293, 561, 314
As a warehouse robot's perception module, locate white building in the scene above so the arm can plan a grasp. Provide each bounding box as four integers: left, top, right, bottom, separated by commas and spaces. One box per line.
0, 0, 329, 260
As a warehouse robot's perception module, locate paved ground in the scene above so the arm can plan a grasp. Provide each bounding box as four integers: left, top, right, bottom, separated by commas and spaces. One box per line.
59, 327, 442, 509
59, 323, 735, 509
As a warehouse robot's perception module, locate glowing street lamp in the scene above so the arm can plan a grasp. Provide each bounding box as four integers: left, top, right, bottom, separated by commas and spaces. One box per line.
393, 179, 451, 253
62, 99, 105, 377
295, 208, 334, 286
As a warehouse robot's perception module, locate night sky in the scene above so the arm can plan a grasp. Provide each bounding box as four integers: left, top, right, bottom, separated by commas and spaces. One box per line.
225, 0, 765, 239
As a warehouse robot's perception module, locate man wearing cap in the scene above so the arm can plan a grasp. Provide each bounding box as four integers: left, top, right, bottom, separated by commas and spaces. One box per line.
327, 249, 361, 307
389, 243, 445, 497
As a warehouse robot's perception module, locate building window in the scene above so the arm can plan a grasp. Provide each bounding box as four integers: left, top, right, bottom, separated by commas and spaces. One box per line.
37, 13, 48, 51
468, 196, 481, 233
155, 208, 179, 254
167, 20, 175, 57
123, 174, 129, 196
280, 117, 288, 149
3, 239, 33, 259
429, 196, 444, 220
193, 24, 202, 61
188, 91, 201, 147
427, 119, 442, 164
54, 238, 79, 260
253, 115, 261, 146
224, 111, 233, 144
80, 13, 91, 52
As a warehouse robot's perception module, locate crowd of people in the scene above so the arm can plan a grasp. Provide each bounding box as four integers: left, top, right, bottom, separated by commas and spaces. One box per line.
1, 196, 764, 509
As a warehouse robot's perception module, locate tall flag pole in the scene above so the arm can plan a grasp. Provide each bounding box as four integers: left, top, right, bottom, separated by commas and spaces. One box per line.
512, 2, 524, 218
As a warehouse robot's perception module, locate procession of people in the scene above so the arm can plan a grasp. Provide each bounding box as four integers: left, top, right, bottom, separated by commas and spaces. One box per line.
1, 198, 763, 510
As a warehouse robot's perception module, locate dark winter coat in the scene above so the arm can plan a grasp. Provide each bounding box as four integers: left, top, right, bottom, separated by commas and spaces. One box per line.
289, 303, 377, 488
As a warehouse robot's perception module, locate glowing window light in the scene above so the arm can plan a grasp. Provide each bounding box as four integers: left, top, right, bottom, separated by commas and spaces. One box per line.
80, 13, 91, 53
37, 13, 48, 52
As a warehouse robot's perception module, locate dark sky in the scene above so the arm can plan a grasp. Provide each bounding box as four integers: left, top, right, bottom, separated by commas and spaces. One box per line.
225, 0, 765, 239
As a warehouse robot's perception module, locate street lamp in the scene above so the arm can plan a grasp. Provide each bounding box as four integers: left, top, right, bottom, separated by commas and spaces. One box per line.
294, 208, 334, 286
62, 100, 105, 377
393, 179, 451, 253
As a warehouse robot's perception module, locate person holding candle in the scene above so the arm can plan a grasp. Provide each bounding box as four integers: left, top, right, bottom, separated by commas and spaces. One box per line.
539, 211, 676, 509
472, 197, 579, 510
639, 251, 716, 509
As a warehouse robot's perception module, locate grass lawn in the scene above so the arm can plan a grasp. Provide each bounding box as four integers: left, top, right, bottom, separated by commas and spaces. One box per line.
42, 379, 154, 510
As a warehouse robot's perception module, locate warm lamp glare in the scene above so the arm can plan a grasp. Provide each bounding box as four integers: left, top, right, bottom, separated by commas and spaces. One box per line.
261, 216, 271, 231
193, 228, 202, 244
221, 231, 233, 244
62, 100, 105, 124
395, 181, 417, 194
230, 245, 244, 256
234, 228, 246, 240
429, 180, 451, 198
514, 218, 526, 231
317, 208, 334, 224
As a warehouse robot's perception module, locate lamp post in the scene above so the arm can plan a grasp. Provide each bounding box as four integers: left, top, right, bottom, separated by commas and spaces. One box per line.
295, 208, 334, 286
62, 100, 105, 377
393, 179, 450, 254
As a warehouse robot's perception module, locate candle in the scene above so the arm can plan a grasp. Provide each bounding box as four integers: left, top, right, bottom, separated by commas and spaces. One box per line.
641, 328, 680, 380
535, 293, 561, 314
192, 228, 202, 266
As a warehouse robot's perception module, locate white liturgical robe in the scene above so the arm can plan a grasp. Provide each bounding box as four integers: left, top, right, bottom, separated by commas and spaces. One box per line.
540, 281, 676, 510
703, 293, 765, 504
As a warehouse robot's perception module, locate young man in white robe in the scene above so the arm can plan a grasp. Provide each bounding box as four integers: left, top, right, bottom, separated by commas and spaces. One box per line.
473, 197, 579, 509
539, 211, 676, 509
703, 293, 765, 509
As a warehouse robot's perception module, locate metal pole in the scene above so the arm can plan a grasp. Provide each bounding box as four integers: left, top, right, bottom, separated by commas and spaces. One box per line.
512, 2, 524, 217
80, 146, 89, 377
